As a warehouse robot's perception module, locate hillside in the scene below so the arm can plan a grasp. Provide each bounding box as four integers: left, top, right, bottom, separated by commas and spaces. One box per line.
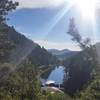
3, 25, 58, 66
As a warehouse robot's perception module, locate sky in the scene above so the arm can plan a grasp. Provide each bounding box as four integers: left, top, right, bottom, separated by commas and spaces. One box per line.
7, 0, 100, 51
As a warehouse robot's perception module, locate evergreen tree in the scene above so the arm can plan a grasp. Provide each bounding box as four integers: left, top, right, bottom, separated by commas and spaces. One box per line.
0, 0, 18, 23
0, 0, 18, 62
64, 18, 98, 95
67, 18, 98, 75
67, 18, 91, 49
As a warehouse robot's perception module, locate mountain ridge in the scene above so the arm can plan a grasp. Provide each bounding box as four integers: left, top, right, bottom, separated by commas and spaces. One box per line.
3, 25, 58, 66
48, 49, 78, 60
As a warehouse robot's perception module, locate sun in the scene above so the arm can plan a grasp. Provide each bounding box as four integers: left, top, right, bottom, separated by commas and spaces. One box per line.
74, 0, 97, 20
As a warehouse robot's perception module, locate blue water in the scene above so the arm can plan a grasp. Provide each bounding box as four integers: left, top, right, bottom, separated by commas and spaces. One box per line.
41, 66, 65, 84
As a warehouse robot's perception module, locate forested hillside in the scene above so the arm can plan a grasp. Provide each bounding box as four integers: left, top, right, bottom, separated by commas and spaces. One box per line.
1, 24, 58, 66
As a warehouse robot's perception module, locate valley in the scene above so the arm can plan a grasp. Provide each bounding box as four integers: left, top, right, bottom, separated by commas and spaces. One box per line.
0, 0, 100, 100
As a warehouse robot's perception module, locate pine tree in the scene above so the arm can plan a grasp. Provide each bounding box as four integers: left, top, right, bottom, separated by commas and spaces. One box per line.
67, 18, 97, 71
0, 0, 18, 23
0, 0, 18, 62
64, 18, 98, 95
67, 18, 91, 49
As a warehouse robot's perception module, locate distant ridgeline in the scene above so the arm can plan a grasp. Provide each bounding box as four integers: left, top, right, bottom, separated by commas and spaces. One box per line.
3, 24, 58, 66
48, 49, 78, 61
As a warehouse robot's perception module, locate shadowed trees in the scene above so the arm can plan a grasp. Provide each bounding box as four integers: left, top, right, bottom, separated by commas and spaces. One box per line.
64, 18, 98, 95
0, 0, 18, 62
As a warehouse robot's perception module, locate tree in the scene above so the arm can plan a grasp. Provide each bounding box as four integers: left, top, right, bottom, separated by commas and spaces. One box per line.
67, 18, 91, 49
0, 0, 18, 62
0, 0, 18, 23
67, 18, 97, 72
64, 18, 98, 95
70, 14, 100, 99
0, 61, 43, 100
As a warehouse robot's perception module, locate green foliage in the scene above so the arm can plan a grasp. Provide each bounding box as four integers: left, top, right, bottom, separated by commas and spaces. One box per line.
29, 46, 59, 66
0, 0, 18, 23
76, 77, 100, 100
63, 17, 100, 100
67, 18, 91, 49
0, 0, 58, 66
41, 91, 73, 100
0, 62, 73, 100
8, 26, 33, 45
64, 51, 93, 95
46, 92, 70, 100
0, 0, 18, 62
0, 61, 43, 100
1, 25, 59, 66
0, 24, 15, 62
64, 18, 99, 96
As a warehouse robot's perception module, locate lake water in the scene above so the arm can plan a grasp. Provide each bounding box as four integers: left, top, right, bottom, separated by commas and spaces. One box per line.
40, 66, 65, 84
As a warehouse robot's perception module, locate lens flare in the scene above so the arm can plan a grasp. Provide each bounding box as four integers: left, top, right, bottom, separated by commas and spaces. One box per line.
75, 0, 97, 20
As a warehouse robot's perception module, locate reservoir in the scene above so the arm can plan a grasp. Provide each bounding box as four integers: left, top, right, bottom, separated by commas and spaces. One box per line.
40, 66, 65, 84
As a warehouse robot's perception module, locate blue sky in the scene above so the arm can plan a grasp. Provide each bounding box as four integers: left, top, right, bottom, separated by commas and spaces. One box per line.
7, 0, 100, 51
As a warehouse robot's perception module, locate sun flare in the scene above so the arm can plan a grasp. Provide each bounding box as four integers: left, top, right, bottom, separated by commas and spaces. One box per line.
73, 0, 98, 20
77, 0, 96, 19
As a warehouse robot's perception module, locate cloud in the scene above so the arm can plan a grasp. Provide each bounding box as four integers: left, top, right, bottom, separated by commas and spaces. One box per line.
34, 40, 81, 51
13, 0, 67, 9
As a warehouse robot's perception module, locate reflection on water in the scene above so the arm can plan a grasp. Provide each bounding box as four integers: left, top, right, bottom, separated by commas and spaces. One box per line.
41, 66, 65, 84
